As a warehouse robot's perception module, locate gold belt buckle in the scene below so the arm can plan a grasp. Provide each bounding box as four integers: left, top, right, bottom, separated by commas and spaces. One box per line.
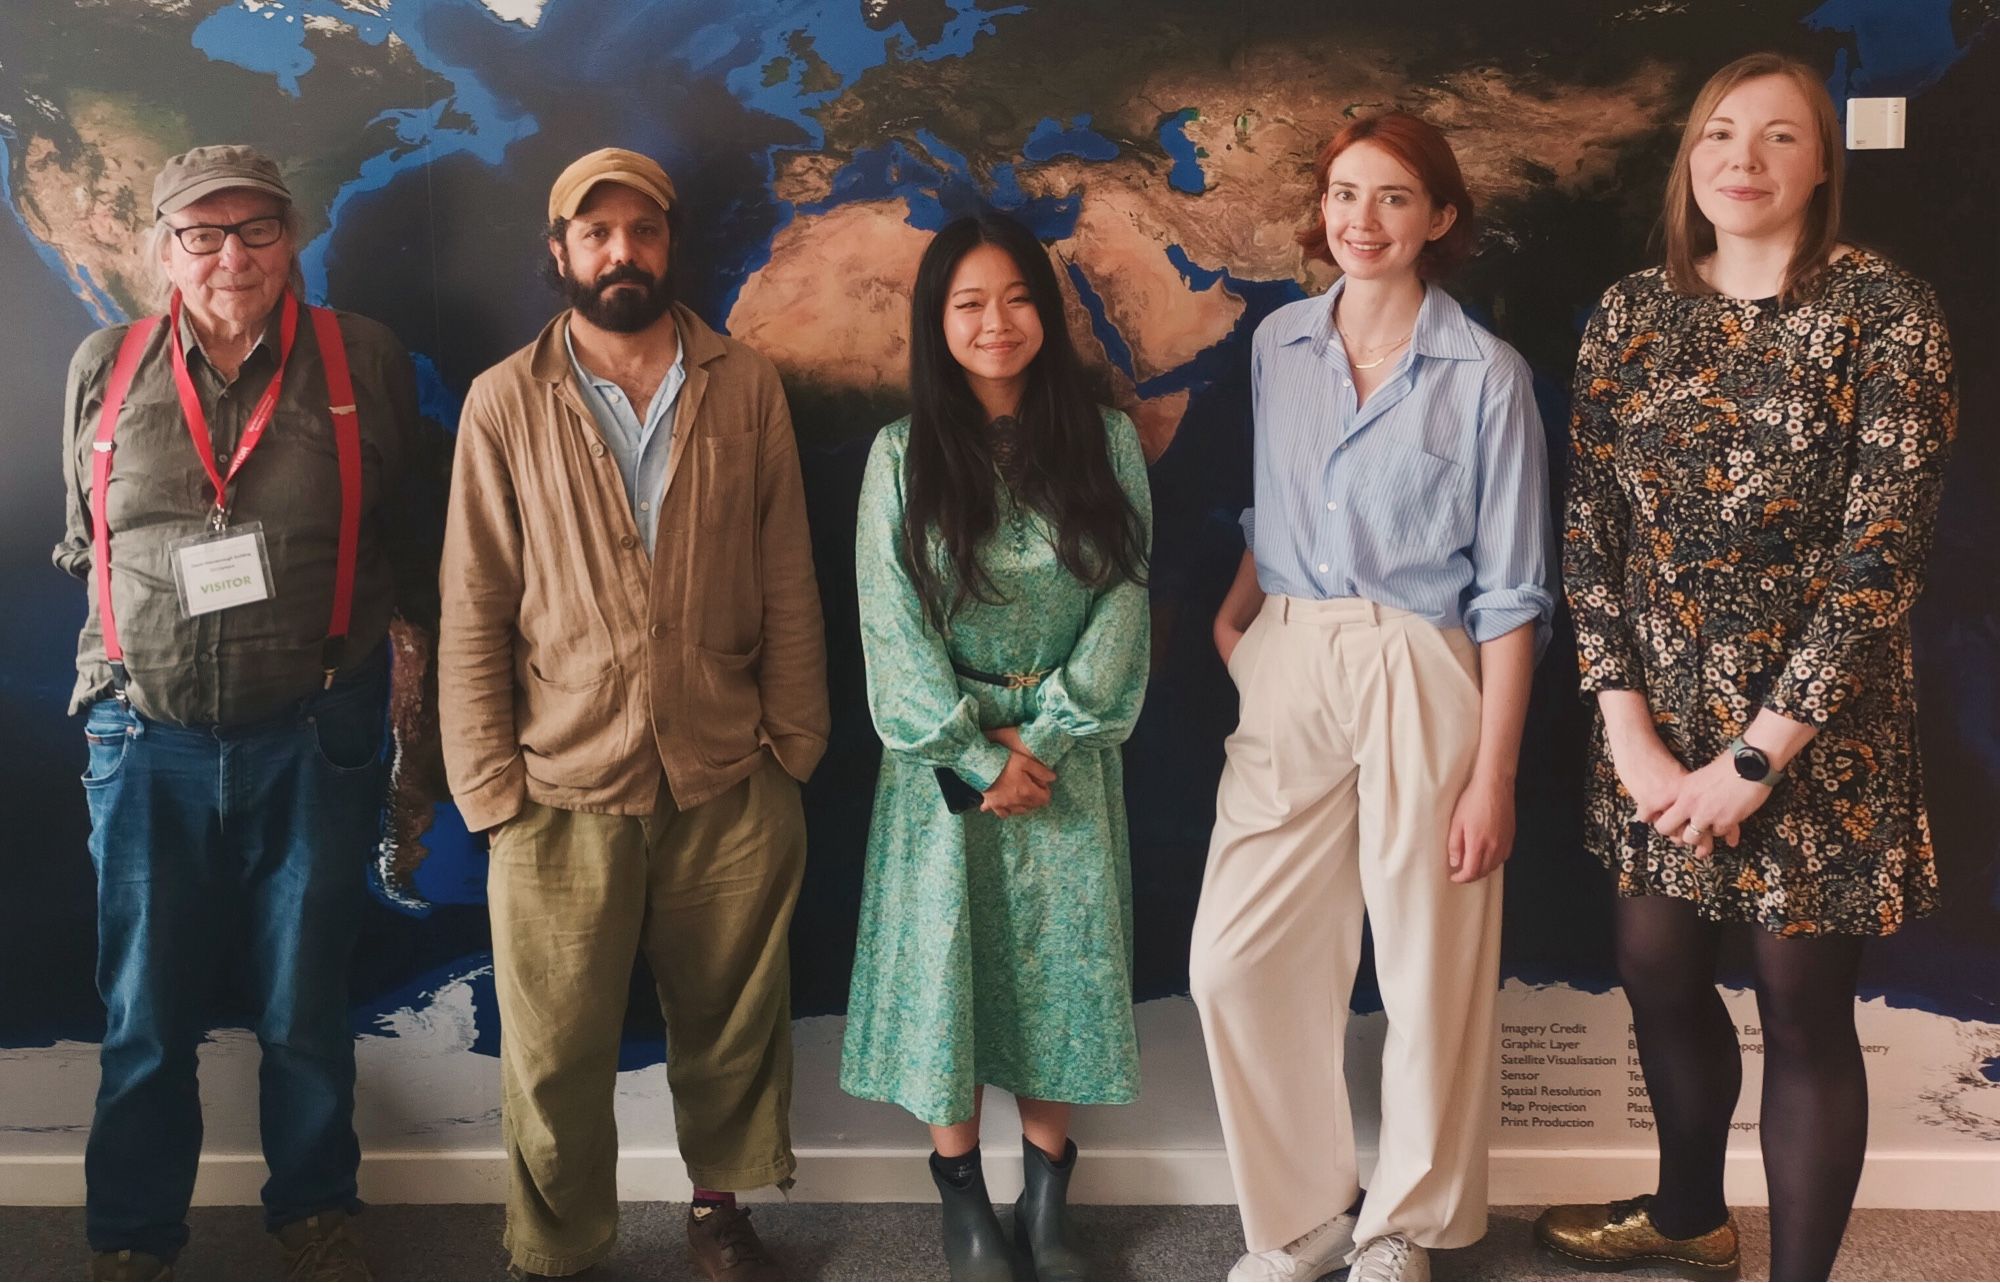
1004, 670, 1046, 690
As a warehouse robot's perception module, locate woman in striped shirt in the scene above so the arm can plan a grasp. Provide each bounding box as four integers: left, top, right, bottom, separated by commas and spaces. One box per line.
1189, 111, 1554, 1283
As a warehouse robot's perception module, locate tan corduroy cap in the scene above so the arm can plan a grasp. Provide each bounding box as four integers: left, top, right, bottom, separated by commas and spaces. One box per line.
548, 147, 677, 222
153, 145, 292, 217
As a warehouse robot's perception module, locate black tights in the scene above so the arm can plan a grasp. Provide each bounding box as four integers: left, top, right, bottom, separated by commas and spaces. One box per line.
1615, 895, 1868, 1282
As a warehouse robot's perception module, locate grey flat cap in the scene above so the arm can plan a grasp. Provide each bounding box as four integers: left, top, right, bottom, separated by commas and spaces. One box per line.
153, 145, 292, 217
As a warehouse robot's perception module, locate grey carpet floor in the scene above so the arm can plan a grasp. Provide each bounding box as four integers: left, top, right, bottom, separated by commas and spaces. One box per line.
5, 1203, 1998, 1281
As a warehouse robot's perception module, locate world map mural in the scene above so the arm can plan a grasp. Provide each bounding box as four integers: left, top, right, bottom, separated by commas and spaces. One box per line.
0, 0, 1995, 1156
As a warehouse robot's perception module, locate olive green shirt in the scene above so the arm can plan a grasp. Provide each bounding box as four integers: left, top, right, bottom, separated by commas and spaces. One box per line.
55, 304, 443, 726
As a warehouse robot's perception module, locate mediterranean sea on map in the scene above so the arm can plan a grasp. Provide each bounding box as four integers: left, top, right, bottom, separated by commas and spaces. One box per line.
0, 0, 1995, 1084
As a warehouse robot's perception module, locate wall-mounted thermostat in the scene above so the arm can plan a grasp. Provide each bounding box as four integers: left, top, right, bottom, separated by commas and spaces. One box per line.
1847, 97, 1906, 149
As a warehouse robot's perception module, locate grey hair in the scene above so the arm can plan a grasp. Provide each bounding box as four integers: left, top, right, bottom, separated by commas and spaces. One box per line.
144, 198, 309, 310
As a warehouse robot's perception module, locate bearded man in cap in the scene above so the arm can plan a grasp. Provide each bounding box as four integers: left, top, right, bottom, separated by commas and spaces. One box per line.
438, 148, 828, 1281
54, 145, 441, 1281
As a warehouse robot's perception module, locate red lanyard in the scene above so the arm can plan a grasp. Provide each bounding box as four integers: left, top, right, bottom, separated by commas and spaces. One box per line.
167, 289, 299, 527
90, 295, 364, 694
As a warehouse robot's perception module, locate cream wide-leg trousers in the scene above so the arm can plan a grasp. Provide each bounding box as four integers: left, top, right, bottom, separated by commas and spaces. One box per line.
1190, 596, 1502, 1255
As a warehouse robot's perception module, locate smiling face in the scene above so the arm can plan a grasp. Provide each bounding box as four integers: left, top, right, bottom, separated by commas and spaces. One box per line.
940, 241, 1045, 404
161, 188, 295, 335
1688, 73, 1828, 248
1318, 140, 1457, 284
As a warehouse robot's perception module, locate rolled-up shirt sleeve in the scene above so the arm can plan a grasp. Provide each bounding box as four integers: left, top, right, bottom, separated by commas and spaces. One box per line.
1463, 351, 1556, 651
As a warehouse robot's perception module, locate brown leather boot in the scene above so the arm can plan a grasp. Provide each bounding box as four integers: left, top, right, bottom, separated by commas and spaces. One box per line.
89, 1249, 171, 1281
687, 1204, 784, 1282
273, 1209, 373, 1282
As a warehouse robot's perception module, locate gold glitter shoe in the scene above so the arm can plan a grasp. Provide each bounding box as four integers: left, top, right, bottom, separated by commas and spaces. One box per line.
1534, 1195, 1739, 1279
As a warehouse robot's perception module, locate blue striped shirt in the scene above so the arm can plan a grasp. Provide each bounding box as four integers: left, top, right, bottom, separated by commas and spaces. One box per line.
565, 321, 687, 556
1243, 279, 1555, 647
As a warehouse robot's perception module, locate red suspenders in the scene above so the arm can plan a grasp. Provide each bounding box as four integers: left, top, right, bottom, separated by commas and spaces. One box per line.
90, 317, 161, 695
314, 304, 365, 685
90, 295, 364, 696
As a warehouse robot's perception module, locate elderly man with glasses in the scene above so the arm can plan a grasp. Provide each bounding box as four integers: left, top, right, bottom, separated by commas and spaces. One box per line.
53, 145, 441, 1282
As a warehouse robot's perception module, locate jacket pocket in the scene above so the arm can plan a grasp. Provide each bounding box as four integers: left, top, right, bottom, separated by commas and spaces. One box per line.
696, 432, 757, 531
690, 640, 763, 767
519, 660, 628, 788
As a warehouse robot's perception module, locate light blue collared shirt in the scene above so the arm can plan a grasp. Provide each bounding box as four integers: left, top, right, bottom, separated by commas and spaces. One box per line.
565, 321, 687, 556
1242, 279, 1555, 647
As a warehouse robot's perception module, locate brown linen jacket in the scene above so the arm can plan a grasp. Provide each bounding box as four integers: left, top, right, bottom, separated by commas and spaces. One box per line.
438, 304, 829, 831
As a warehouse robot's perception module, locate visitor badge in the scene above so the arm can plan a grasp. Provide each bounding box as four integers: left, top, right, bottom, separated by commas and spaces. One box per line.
169, 522, 273, 618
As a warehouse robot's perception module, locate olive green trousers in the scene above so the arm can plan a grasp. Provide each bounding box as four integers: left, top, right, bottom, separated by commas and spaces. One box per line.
486, 759, 806, 1276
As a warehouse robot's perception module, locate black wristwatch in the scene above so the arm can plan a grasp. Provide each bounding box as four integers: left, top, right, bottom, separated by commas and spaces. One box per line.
1728, 735, 1782, 787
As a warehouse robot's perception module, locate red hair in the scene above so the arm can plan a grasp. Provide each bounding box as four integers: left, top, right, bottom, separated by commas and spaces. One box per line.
1296, 111, 1477, 280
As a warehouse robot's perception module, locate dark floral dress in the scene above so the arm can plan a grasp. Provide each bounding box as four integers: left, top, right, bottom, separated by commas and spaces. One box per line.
1563, 251, 1956, 936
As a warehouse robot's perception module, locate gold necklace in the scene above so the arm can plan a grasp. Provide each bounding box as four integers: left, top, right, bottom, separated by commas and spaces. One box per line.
1339, 329, 1411, 370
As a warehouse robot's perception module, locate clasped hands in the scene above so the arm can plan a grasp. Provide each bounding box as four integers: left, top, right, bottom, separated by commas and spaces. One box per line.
1615, 733, 1773, 861
979, 726, 1055, 818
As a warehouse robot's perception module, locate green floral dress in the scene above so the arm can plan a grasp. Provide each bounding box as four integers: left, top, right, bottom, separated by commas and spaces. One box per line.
1563, 252, 1956, 936
839, 409, 1152, 1126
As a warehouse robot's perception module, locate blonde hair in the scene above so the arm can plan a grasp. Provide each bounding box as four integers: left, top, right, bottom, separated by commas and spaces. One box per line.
145, 199, 308, 311
1661, 52, 1843, 304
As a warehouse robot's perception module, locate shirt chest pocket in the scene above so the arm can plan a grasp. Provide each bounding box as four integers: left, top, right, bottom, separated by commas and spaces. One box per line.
102, 402, 221, 522
1349, 442, 1471, 555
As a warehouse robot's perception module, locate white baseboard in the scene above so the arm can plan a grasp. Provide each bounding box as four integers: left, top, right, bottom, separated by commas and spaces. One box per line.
4, 1147, 1996, 1211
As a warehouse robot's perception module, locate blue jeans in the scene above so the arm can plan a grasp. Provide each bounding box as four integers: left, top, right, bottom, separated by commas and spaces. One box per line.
81, 657, 387, 1260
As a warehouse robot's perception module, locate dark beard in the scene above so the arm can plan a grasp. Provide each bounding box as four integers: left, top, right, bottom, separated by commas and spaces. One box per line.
563, 260, 674, 333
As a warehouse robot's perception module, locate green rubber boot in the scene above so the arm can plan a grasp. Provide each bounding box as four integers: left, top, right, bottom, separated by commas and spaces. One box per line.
932, 1149, 1014, 1281
1014, 1137, 1089, 1281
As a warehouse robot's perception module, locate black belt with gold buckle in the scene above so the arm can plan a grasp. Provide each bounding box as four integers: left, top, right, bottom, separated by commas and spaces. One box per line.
951, 660, 1050, 691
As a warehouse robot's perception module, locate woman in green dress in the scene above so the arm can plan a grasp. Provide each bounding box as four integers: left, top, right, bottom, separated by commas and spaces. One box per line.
841, 211, 1153, 1282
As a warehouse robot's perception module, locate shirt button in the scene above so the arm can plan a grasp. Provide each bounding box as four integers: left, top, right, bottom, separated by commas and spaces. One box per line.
1318, 563, 1330, 574
590, 442, 605, 457
649, 624, 663, 639
639, 501, 651, 511
1326, 501, 1338, 511
1343, 379, 1353, 388
620, 534, 637, 550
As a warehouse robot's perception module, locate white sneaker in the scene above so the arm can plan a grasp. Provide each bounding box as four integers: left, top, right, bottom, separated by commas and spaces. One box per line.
1349, 1233, 1430, 1282
1226, 1212, 1359, 1281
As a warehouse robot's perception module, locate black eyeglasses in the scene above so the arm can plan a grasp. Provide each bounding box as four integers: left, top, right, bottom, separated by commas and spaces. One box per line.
167, 216, 286, 255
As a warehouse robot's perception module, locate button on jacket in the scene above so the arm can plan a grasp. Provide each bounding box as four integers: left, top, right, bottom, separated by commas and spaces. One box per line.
438, 303, 830, 831
1241, 279, 1555, 648
54, 306, 439, 726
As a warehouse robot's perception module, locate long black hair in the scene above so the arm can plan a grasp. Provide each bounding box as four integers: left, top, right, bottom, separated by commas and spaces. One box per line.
902, 212, 1148, 629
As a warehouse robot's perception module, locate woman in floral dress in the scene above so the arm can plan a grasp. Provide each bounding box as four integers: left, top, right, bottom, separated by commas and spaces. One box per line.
1537, 54, 1956, 1282
841, 211, 1151, 1282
